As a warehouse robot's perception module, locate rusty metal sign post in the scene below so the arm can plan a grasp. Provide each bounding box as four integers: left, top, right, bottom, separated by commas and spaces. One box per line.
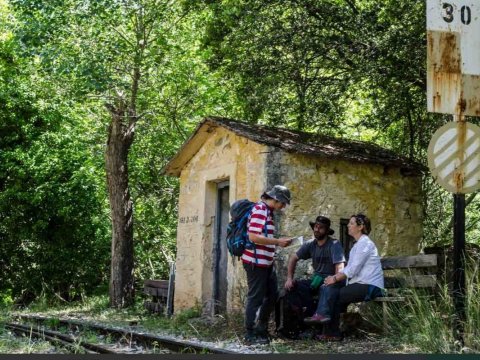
427, 0, 480, 345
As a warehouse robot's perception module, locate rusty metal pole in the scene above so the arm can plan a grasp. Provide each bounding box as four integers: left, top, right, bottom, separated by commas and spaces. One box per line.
453, 114, 466, 345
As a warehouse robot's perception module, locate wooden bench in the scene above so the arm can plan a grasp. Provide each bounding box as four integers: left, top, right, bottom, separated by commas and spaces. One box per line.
143, 278, 175, 316
144, 279, 169, 314
369, 253, 438, 331
143, 263, 176, 316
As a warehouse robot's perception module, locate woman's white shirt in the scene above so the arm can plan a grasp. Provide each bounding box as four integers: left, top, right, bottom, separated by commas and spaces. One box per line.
342, 234, 384, 289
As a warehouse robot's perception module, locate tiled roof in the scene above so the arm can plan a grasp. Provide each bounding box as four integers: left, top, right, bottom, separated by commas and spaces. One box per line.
162, 116, 425, 176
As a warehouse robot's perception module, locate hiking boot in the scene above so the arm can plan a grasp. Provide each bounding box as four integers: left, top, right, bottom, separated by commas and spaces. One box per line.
244, 328, 270, 345
303, 313, 331, 324
254, 334, 270, 345
244, 333, 270, 345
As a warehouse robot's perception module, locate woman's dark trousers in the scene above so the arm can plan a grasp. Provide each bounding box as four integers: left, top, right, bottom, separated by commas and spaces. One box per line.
327, 283, 372, 336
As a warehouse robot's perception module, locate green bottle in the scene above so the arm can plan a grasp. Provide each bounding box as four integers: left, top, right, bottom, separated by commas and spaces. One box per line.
310, 274, 324, 290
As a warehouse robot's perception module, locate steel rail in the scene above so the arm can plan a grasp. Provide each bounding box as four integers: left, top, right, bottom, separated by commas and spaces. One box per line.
5, 322, 118, 354
12, 314, 238, 354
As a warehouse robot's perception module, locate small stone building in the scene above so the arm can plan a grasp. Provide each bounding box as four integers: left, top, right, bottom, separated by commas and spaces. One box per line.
162, 116, 425, 314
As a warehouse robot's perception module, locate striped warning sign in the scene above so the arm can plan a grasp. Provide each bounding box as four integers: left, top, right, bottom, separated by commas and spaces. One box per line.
428, 121, 480, 193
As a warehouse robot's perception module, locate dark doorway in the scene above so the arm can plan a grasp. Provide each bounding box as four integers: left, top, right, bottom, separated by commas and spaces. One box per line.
213, 181, 229, 314
340, 218, 354, 261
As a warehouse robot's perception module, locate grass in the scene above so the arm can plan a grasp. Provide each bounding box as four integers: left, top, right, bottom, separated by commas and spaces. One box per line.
380, 257, 480, 354
81, 329, 102, 344
0, 330, 55, 354
0, 311, 58, 354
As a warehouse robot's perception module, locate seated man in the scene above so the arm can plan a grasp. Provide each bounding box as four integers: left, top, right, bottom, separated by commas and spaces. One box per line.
283, 216, 346, 334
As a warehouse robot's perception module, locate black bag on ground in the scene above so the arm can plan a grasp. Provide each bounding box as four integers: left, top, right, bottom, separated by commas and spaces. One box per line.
275, 280, 319, 339
275, 291, 308, 339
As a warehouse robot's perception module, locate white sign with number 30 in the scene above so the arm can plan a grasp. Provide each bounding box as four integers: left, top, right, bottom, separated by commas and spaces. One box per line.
427, 0, 480, 75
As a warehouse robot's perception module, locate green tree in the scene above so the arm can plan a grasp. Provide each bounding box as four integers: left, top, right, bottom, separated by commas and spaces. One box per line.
10, 0, 183, 307
0, 0, 110, 303
200, 0, 445, 157
129, 7, 239, 281
10, 0, 235, 306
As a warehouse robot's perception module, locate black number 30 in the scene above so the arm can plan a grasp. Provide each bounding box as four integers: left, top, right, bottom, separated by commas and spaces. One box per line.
442, 3, 472, 25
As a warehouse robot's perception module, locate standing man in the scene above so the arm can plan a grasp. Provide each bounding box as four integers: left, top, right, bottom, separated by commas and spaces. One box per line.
284, 216, 345, 332
243, 185, 293, 345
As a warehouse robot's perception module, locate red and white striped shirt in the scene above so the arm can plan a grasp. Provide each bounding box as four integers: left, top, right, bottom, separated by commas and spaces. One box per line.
241, 201, 276, 267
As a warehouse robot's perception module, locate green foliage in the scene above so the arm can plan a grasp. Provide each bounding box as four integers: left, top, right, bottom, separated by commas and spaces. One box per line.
0, 80, 111, 301
0, 330, 54, 354
200, 0, 434, 143
423, 178, 480, 247
45, 317, 60, 330
0, 291, 13, 307
0, 107, 111, 302
171, 305, 202, 324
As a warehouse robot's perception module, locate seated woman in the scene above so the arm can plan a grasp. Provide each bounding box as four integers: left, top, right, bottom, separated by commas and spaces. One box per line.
317, 213, 384, 341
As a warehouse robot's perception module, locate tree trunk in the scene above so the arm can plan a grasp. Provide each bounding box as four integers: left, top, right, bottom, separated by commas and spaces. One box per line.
106, 105, 135, 308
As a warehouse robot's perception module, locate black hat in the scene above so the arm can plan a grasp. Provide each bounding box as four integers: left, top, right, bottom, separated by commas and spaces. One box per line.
309, 215, 334, 235
263, 185, 291, 205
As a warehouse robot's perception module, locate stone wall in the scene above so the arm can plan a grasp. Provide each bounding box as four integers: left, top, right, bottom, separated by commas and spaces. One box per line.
274, 152, 424, 287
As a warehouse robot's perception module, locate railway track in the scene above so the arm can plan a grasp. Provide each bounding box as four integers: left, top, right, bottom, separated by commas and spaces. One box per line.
8, 314, 239, 354
5, 322, 120, 354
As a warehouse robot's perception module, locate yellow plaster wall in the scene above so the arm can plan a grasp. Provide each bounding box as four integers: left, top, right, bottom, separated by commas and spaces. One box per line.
173, 127, 267, 312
